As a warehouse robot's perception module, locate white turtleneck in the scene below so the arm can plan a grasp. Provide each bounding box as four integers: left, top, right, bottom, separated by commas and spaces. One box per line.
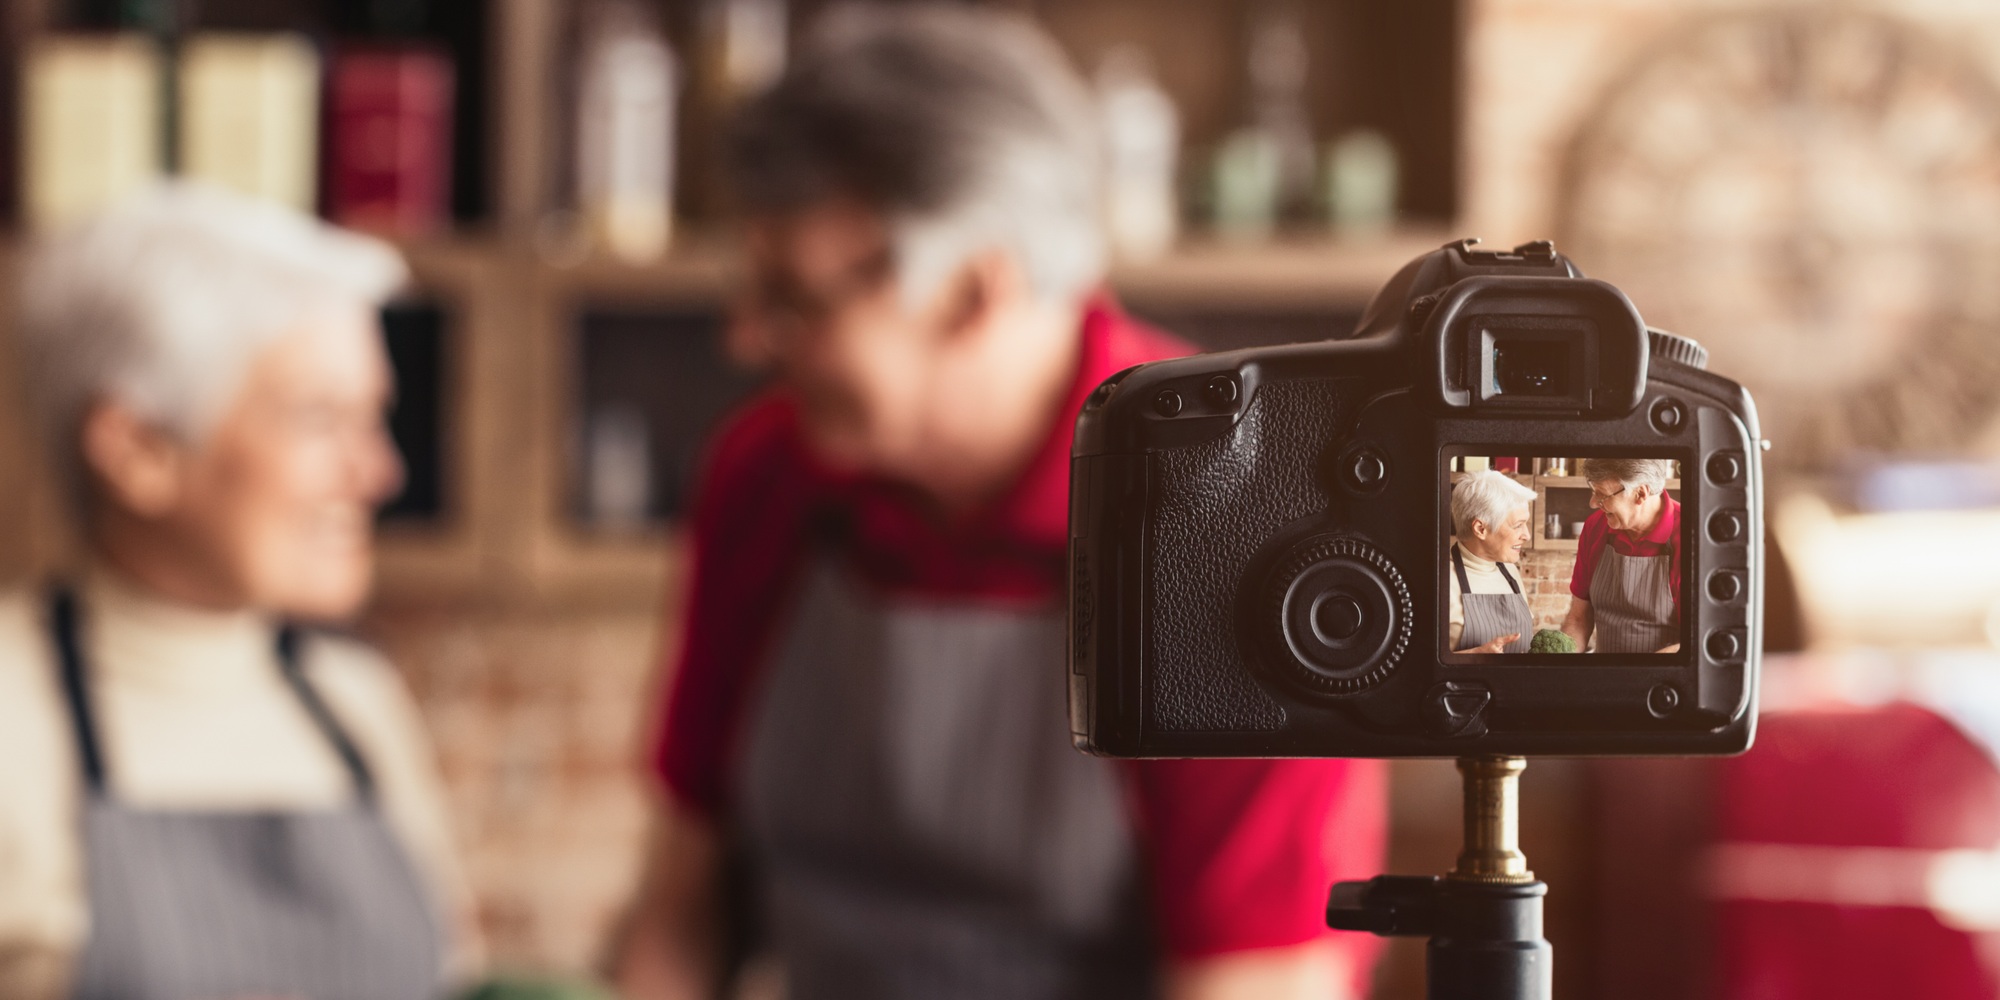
0, 570, 480, 999
1447, 543, 1522, 649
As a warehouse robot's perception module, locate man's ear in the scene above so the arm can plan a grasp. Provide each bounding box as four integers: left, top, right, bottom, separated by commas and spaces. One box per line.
936, 247, 1028, 342
79, 401, 187, 518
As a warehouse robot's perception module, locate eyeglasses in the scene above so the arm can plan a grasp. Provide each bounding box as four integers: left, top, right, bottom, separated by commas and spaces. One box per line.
1587, 484, 1627, 507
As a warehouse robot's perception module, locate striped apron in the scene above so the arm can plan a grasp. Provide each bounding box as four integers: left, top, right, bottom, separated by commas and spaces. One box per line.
1451, 544, 1533, 653
1587, 544, 1679, 653
737, 558, 1154, 1000
48, 591, 445, 1000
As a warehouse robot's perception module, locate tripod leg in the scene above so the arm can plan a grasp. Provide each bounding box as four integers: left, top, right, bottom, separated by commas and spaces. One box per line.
1426, 879, 1552, 1000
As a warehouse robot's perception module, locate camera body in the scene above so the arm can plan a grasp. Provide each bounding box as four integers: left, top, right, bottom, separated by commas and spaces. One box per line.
1068, 239, 1763, 758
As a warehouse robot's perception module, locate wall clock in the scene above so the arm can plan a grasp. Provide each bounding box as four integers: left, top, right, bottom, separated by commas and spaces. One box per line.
1560, 7, 2000, 471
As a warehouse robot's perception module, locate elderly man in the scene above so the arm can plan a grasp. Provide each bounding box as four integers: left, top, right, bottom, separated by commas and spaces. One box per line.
0, 183, 479, 999
612, 7, 1384, 1000
1447, 470, 1538, 654
1560, 458, 1683, 653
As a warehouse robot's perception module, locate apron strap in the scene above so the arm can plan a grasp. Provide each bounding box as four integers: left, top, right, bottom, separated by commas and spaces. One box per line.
49, 588, 108, 796
1453, 545, 1522, 595
275, 628, 379, 805
46, 590, 376, 805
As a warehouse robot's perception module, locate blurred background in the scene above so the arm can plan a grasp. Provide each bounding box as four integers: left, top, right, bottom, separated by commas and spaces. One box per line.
1, 0, 1998, 997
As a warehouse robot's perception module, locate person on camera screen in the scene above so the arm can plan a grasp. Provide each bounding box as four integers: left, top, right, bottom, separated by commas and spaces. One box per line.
1446, 470, 1538, 654
611, 6, 1385, 999
1560, 458, 1684, 653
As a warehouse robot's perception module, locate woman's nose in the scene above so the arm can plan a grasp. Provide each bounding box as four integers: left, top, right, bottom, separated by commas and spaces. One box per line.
361, 425, 406, 505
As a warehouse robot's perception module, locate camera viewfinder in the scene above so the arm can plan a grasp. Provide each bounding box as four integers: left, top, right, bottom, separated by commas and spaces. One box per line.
1491, 339, 1571, 398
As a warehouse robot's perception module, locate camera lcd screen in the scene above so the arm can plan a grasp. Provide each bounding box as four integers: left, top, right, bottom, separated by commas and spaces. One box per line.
1442, 454, 1687, 656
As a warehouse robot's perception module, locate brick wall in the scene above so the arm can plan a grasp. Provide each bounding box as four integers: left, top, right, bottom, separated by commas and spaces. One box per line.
1517, 549, 1578, 631
360, 606, 667, 974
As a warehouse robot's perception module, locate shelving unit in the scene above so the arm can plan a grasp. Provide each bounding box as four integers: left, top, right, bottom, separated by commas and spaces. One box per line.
0, 0, 1463, 611
1534, 474, 1682, 551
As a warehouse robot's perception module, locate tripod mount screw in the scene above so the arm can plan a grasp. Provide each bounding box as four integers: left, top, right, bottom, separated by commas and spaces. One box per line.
1450, 755, 1534, 885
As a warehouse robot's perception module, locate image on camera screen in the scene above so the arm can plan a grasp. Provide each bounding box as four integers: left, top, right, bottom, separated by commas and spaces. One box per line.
1442, 454, 1687, 656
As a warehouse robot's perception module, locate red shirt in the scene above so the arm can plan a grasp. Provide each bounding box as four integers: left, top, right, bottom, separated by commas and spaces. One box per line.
1569, 493, 1682, 607
652, 300, 1387, 966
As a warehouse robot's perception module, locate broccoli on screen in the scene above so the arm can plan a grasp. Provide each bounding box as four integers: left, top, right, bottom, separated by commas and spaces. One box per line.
1529, 628, 1577, 654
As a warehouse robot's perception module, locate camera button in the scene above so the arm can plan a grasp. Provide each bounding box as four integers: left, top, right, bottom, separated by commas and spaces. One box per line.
1340, 446, 1389, 493
1706, 569, 1744, 603
1312, 593, 1366, 643
1647, 683, 1682, 718
1707, 509, 1747, 544
1153, 389, 1184, 417
1649, 398, 1687, 434
1204, 375, 1239, 406
1705, 451, 1744, 485
1705, 629, 1744, 662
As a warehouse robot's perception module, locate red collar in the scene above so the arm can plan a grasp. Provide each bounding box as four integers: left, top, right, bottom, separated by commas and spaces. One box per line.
1614, 493, 1680, 548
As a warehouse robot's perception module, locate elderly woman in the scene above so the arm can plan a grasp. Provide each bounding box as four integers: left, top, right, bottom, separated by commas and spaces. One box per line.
1559, 458, 1682, 653
0, 184, 479, 999
1447, 469, 1538, 654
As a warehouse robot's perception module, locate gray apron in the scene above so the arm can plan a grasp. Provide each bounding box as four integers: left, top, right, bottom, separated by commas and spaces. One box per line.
49, 590, 445, 1000
1451, 545, 1532, 653
738, 559, 1154, 1000
1586, 542, 1679, 653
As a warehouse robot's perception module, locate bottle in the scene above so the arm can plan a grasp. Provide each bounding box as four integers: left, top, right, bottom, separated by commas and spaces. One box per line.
1212, 5, 1316, 240
22, 35, 164, 229
179, 33, 321, 211
1211, 129, 1282, 242
1247, 5, 1316, 226
701, 0, 787, 102
577, 1, 680, 263
585, 402, 654, 530
1097, 45, 1179, 263
1323, 128, 1398, 237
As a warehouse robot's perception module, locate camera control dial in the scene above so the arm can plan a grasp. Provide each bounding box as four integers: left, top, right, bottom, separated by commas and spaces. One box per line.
1646, 328, 1709, 370
1262, 536, 1412, 696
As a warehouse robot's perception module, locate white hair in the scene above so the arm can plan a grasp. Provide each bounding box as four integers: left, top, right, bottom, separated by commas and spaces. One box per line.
1580, 458, 1674, 496
17, 181, 407, 491
729, 3, 1106, 305
1451, 469, 1536, 539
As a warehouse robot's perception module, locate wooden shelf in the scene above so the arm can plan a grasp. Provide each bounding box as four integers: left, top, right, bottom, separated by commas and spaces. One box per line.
392, 226, 1459, 312
1538, 476, 1682, 490
1110, 228, 1454, 308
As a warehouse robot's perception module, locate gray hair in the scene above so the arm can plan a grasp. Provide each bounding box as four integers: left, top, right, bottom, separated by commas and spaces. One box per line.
1451, 469, 1536, 539
17, 181, 407, 494
1580, 458, 1674, 496
727, 3, 1105, 304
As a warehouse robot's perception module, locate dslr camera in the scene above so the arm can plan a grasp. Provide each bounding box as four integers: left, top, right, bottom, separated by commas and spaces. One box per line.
1068, 239, 1762, 758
